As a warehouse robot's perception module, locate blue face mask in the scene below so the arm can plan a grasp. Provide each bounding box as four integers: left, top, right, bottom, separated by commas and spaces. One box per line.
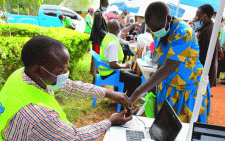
152, 17, 170, 38
194, 16, 205, 29
101, 7, 107, 12
40, 66, 69, 90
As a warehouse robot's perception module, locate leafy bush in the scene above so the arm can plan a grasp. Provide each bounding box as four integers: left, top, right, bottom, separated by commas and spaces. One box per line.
0, 23, 91, 90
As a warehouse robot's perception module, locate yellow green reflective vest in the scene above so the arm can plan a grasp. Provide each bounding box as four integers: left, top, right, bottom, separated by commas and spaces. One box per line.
98, 34, 124, 76
0, 68, 72, 141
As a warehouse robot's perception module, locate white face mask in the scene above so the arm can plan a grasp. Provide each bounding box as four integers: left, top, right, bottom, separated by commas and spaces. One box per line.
40, 66, 69, 90
152, 17, 170, 38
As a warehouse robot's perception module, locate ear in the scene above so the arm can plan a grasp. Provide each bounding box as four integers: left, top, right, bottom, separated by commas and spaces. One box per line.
32, 65, 41, 77
167, 15, 172, 23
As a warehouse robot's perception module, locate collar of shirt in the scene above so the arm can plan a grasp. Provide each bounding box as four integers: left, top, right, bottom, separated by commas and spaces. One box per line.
108, 32, 119, 39
22, 68, 53, 95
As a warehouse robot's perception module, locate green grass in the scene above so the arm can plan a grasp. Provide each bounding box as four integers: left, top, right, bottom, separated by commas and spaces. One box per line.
55, 52, 117, 128
70, 52, 93, 83
56, 52, 147, 127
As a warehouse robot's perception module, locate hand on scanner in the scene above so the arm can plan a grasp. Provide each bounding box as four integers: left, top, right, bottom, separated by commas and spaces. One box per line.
109, 111, 132, 126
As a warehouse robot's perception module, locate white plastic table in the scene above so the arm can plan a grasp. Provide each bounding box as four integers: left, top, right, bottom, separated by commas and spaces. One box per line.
103, 116, 190, 141
136, 58, 157, 80
136, 59, 158, 115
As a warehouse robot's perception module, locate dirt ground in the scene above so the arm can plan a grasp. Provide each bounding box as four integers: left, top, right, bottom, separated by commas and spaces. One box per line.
208, 83, 225, 126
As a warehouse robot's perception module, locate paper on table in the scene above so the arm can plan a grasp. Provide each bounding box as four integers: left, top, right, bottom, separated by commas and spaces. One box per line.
121, 116, 145, 130
140, 60, 157, 69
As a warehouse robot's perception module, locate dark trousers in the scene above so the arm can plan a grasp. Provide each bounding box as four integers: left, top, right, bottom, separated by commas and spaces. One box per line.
122, 45, 134, 63
119, 69, 142, 97
101, 69, 141, 97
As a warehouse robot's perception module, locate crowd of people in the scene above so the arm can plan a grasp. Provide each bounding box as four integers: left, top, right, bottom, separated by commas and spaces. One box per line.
1, 0, 225, 140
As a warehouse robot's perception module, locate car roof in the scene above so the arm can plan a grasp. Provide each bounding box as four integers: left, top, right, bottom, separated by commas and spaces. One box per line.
41, 5, 75, 13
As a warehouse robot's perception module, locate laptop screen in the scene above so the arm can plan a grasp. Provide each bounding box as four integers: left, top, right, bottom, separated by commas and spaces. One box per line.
192, 122, 225, 141
149, 99, 182, 141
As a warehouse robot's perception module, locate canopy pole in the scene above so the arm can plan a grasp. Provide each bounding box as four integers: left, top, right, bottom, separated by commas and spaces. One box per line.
186, 0, 225, 141
176, 0, 180, 17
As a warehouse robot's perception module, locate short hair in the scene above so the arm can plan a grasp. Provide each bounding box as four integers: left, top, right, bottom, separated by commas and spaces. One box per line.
145, 1, 170, 24
100, 0, 107, 4
123, 9, 128, 13
107, 19, 120, 33
199, 4, 214, 18
21, 35, 65, 67
112, 11, 119, 15
59, 14, 63, 20
130, 18, 134, 22
146, 28, 151, 33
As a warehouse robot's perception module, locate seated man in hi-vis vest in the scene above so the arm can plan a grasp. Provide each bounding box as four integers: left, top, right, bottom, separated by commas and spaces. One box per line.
98, 19, 142, 101
0, 35, 132, 141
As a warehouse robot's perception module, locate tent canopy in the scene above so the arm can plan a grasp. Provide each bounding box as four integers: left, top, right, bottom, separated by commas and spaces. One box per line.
110, 1, 140, 13
180, 0, 219, 12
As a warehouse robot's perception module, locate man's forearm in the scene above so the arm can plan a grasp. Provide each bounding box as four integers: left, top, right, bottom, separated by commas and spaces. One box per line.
67, 26, 75, 30
120, 24, 135, 38
73, 120, 111, 141
110, 62, 127, 69
86, 21, 92, 28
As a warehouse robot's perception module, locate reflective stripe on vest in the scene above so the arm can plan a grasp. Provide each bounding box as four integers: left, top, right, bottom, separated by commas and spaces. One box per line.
98, 34, 124, 76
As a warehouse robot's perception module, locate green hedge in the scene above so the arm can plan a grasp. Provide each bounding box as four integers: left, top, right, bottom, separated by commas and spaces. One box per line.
0, 23, 91, 89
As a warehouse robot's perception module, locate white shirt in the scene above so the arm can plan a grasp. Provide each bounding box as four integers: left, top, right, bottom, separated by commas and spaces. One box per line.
136, 32, 154, 49
104, 33, 120, 63
117, 32, 129, 46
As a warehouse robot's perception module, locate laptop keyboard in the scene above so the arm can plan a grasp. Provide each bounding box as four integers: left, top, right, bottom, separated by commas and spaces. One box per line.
126, 130, 145, 141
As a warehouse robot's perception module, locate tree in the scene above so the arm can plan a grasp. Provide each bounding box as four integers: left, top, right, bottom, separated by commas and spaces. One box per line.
59, 0, 97, 12
0, 0, 8, 13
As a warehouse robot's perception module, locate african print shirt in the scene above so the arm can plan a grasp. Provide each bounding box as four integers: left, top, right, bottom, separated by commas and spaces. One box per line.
154, 16, 203, 91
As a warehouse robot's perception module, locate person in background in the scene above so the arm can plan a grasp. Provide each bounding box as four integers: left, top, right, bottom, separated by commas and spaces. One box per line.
132, 28, 154, 76
136, 28, 154, 50
138, 20, 146, 34
217, 18, 225, 84
129, 17, 134, 25
118, 9, 128, 29
90, 0, 109, 82
59, 15, 76, 30
105, 10, 119, 22
193, 4, 222, 88
99, 19, 141, 100
0, 35, 132, 141
125, 18, 138, 41
117, 22, 141, 63
84, 8, 94, 34
130, 1, 211, 123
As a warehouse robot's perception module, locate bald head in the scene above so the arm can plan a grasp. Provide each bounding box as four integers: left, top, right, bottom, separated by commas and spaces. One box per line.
107, 19, 120, 35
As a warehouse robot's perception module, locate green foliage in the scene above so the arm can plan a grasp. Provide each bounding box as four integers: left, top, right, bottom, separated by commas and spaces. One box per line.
60, 0, 97, 12
0, 37, 30, 88
0, 23, 91, 90
70, 53, 92, 83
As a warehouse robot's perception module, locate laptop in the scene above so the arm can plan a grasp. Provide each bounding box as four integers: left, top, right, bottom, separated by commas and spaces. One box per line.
108, 99, 182, 141
191, 122, 225, 141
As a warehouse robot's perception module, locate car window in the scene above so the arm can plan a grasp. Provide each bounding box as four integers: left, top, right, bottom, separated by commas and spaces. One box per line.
43, 8, 57, 17
60, 10, 79, 20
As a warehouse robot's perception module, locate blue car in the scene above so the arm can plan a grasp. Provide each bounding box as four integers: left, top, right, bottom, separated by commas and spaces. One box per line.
5, 5, 86, 33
